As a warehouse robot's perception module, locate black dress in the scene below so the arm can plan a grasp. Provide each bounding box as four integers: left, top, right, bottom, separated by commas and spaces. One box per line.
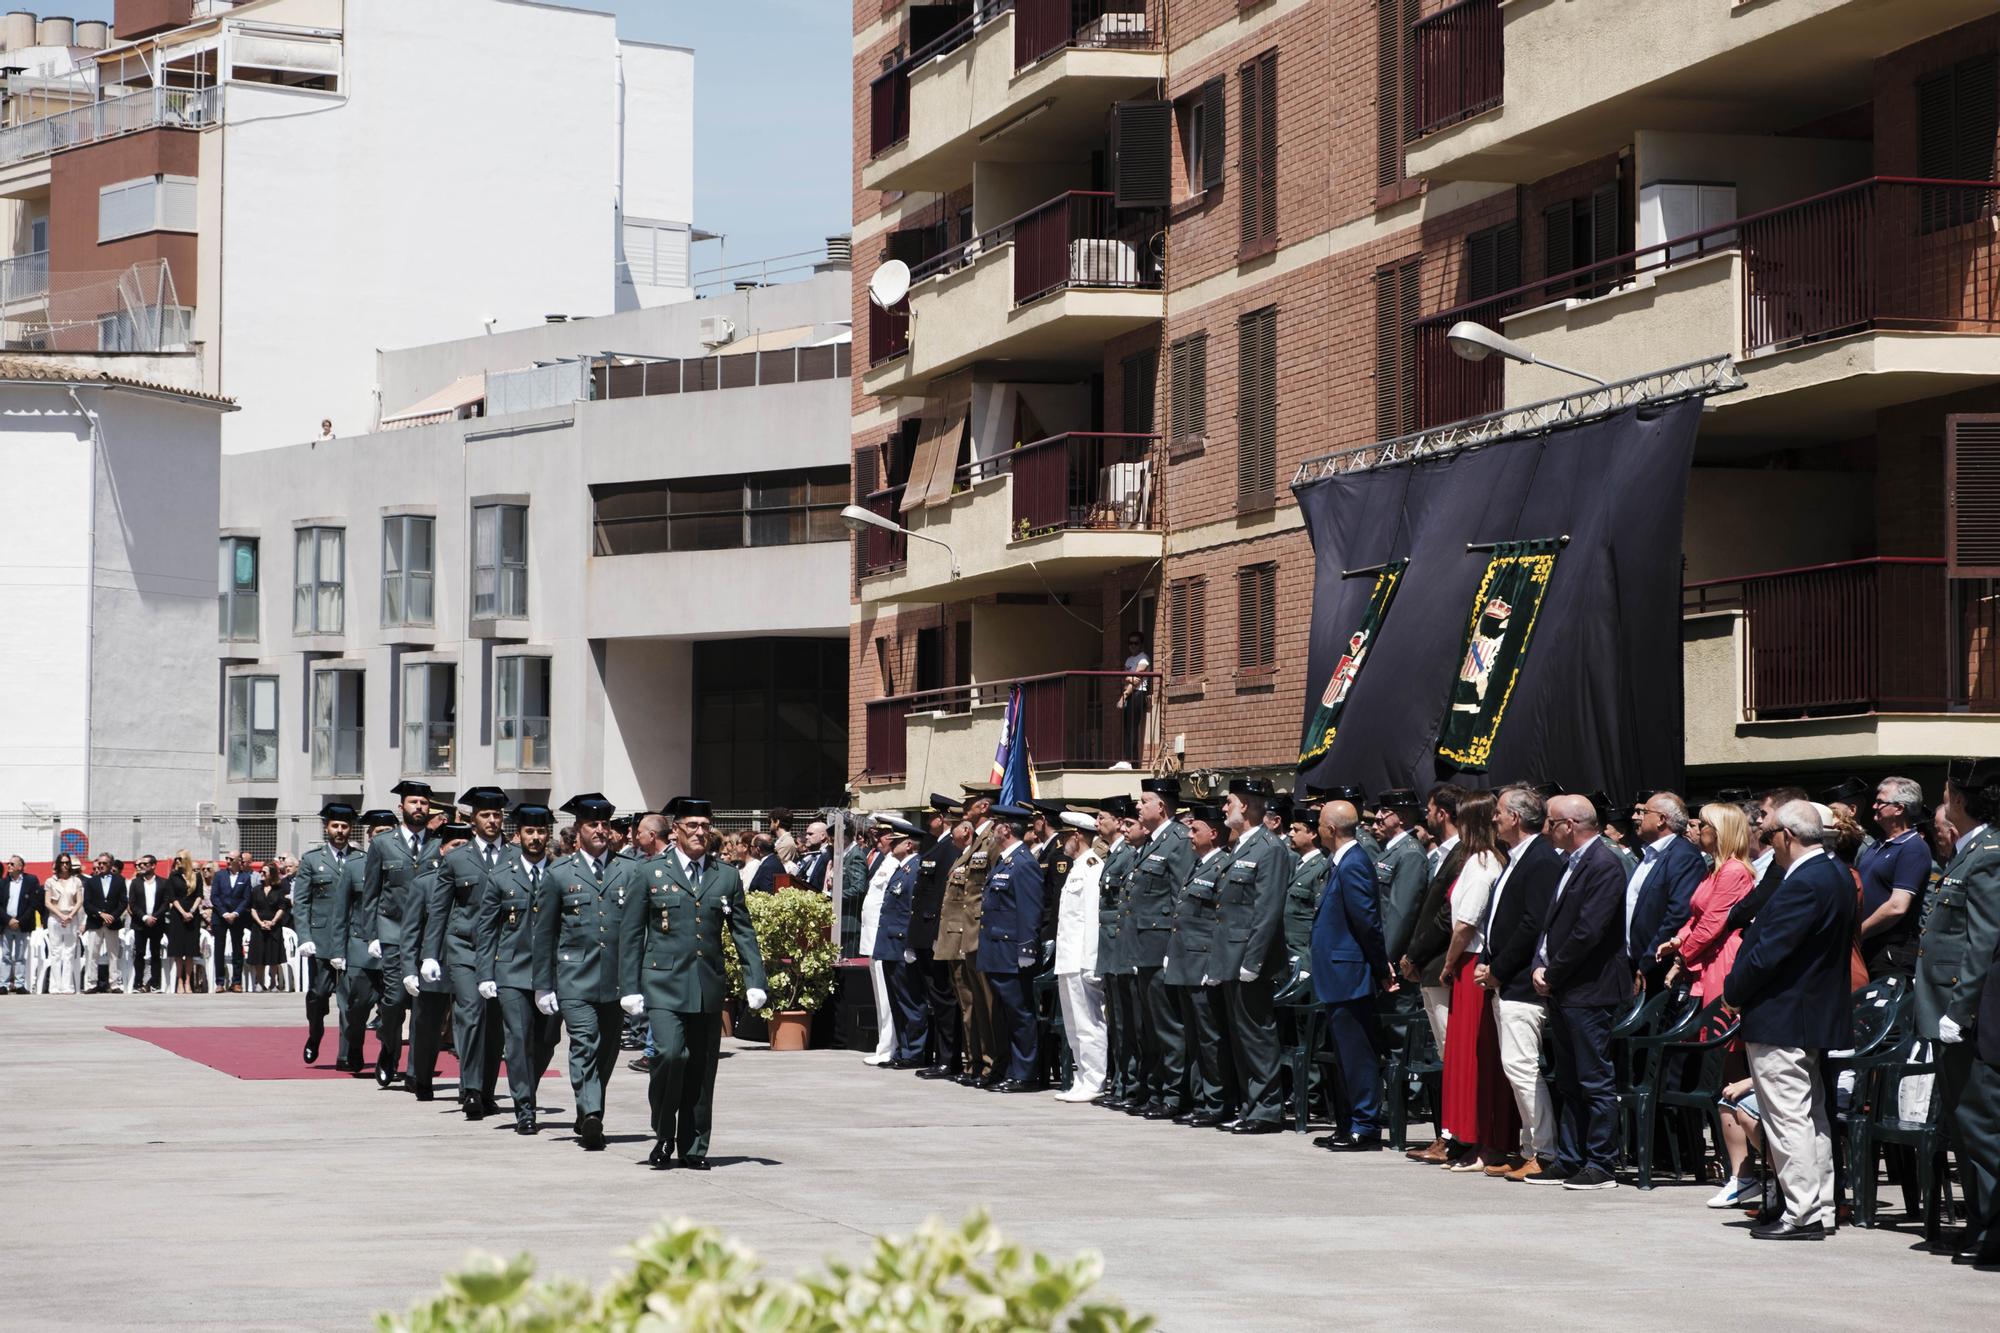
165, 875, 204, 959
247, 883, 289, 967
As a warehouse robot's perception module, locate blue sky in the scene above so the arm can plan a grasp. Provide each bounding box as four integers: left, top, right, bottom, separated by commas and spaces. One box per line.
62, 1, 851, 271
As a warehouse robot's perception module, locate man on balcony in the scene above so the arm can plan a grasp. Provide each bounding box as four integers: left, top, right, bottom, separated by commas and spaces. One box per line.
1117, 634, 1152, 767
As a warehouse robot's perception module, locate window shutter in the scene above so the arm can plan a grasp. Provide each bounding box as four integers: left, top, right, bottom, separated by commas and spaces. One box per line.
1954, 54, 1998, 181
1190, 577, 1207, 676
1949, 414, 2000, 577
1112, 101, 1174, 209
1121, 348, 1157, 433
1170, 333, 1208, 448
1237, 564, 1277, 669
1170, 577, 1209, 678
1238, 568, 1258, 668
1237, 307, 1277, 510
1375, 0, 1400, 188
1590, 182, 1620, 270
1543, 200, 1574, 286
1202, 78, 1226, 191
1257, 51, 1278, 247
852, 446, 879, 587
1397, 258, 1420, 435
1374, 264, 1401, 441
1466, 229, 1496, 303
1239, 60, 1261, 248
1495, 219, 1522, 295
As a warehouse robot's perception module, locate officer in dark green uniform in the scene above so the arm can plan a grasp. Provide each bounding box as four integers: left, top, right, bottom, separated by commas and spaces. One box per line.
620, 796, 768, 1170
1215, 780, 1294, 1132
331, 809, 397, 1076
478, 801, 561, 1134
1370, 788, 1430, 965
1130, 777, 1194, 1119
534, 793, 629, 1151
1092, 796, 1138, 1106
1162, 802, 1234, 1126
400, 820, 465, 1101
1916, 757, 2000, 1262
360, 780, 437, 1088
1282, 800, 1330, 963
427, 786, 510, 1119
294, 801, 355, 1066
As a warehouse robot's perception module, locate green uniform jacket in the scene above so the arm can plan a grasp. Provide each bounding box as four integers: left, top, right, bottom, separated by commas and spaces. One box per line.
617, 851, 766, 1013
1915, 825, 2000, 1041
477, 854, 556, 989
1376, 833, 1429, 963
1212, 824, 1290, 981
362, 826, 432, 958
1129, 818, 1195, 966
1282, 849, 1330, 959
425, 841, 504, 973
391, 857, 451, 992
330, 844, 376, 971
292, 843, 351, 958
1095, 838, 1137, 976
533, 852, 632, 1003
1164, 848, 1229, 986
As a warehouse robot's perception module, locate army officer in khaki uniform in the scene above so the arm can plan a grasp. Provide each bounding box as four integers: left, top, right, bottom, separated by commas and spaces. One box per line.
935, 790, 1001, 1086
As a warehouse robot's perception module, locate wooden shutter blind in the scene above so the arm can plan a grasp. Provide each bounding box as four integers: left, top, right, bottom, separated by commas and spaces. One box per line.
1374, 259, 1420, 441
1239, 51, 1277, 255
1236, 306, 1278, 510
1112, 100, 1174, 209
1121, 347, 1158, 434
1949, 414, 2000, 577
852, 446, 879, 590
1237, 563, 1277, 670
1169, 332, 1208, 450
1201, 78, 1227, 192
1169, 576, 1208, 678
1543, 200, 1574, 287
1376, 0, 1420, 190
1465, 221, 1520, 303
1918, 56, 1997, 230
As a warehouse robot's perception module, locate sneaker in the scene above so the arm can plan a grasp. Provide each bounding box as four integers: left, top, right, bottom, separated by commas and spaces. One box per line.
1562, 1165, 1619, 1191
1522, 1160, 1571, 1186
1707, 1176, 1760, 1209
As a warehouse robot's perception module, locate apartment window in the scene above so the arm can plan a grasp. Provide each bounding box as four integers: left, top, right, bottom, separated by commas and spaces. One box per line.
1464, 221, 1522, 304
495, 655, 551, 773
381, 516, 435, 628
310, 669, 364, 781
1236, 306, 1277, 511
401, 662, 456, 775
218, 536, 258, 642
1176, 78, 1225, 197
1169, 332, 1208, 452
1238, 50, 1278, 256
1374, 257, 1421, 441
590, 467, 849, 556
293, 526, 344, 634
1542, 184, 1620, 298
98, 174, 196, 243
1375, 0, 1421, 194
225, 675, 278, 782
1167, 576, 1207, 680
1237, 562, 1277, 672
472, 504, 528, 618
1918, 55, 1998, 231
1120, 348, 1157, 434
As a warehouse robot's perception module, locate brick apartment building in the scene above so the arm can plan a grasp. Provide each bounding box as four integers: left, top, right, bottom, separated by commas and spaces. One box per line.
847, 0, 2000, 808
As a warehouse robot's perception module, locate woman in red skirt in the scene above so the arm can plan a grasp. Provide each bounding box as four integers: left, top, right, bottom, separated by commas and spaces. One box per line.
1437, 792, 1520, 1174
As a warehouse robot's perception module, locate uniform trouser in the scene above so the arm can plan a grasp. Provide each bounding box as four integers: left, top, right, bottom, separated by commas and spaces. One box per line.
948, 958, 996, 1078
448, 964, 502, 1102
0, 926, 26, 989
1549, 1003, 1619, 1174
867, 959, 895, 1060
648, 1007, 723, 1157
561, 999, 623, 1119
1748, 1042, 1834, 1228
1056, 971, 1107, 1096
985, 971, 1039, 1083
1138, 965, 1186, 1107
1941, 1041, 1996, 1236
496, 987, 561, 1112
1176, 983, 1233, 1116
883, 958, 931, 1061
303, 955, 339, 1047
131, 923, 165, 990
85, 925, 124, 989
212, 921, 245, 987
1494, 996, 1556, 1160
1108, 973, 1146, 1097
406, 990, 452, 1088
1220, 975, 1284, 1124
346, 967, 399, 1069
918, 953, 959, 1068
1324, 998, 1383, 1136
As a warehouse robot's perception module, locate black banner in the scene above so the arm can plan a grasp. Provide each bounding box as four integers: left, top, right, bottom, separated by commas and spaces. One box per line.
1297, 559, 1406, 769
1293, 400, 1702, 798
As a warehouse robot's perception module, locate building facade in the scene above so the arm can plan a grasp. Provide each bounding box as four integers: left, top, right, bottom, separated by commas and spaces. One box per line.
848, 0, 2000, 805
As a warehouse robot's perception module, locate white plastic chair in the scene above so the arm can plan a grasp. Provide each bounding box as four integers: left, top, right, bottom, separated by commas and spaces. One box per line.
117, 926, 136, 992
200, 931, 217, 994
27, 927, 49, 993
280, 927, 300, 993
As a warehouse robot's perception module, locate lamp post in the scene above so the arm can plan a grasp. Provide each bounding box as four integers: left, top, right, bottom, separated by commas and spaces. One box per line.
1445, 320, 1607, 387
839, 504, 960, 581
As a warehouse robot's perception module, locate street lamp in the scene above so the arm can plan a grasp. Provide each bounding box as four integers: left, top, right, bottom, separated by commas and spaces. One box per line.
1445, 320, 1607, 386
839, 504, 961, 580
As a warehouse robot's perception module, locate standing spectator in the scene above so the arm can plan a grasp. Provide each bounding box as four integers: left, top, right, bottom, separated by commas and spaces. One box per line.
1436, 793, 1516, 1174
1478, 785, 1564, 1181
768, 809, 799, 869
1532, 795, 1633, 1191
248, 872, 290, 992
166, 852, 204, 994
1855, 777, 1931, 980
128, 855, 169, 993
212, 852, 258, 992
82, 853, 128, 993
743, 833, 783, 894
43, 854, 86, 994
2, 856, 41, 993
797, 821, 832, 893
1657, 802, 1757, 1011
1309, 800, 1396, 1152
1051, 813, 1108, 1103
1628, 793, 1707, 988
1723, 800, 1854, 1240
1117, 633, 1151, 766
1400, 784, 1468, 1162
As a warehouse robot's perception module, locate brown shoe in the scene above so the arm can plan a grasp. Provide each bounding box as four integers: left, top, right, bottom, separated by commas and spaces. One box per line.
1406, 1140, 1450, 1164
1507, 1159, 1544, 1183
1484, 1156, 1523, 1178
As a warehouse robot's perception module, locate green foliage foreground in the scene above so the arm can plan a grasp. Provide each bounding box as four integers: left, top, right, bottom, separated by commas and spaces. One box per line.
379, 1209, 1155, 1333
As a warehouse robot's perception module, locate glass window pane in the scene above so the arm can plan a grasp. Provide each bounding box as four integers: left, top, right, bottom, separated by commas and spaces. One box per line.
409, 518, 433, 575
294, 582, 312, 633
409, 573, 433, 624
474, 507, 496, 567
295, 528, 313, 585
251, 677, 276, 730
501, 506, 526, 561
321, 581, 343, 634
384, 519, 404, 576
321, 528, 343, 573
383, 574, 402, 626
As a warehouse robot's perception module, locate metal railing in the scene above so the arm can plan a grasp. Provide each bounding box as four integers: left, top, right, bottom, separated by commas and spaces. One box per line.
1007, 431, 1160, 537
1015, 0, 1160, 69
587, 342, 850, 401
1414, 177, 2000, 428
0, 85, 219, 170
1013, 190, 1160, 304
864, 669, 1161, 777
1412, 0, 1503, 140
859, 485, 908, 574
0, 250, 47, 306
868, 297, 909, 365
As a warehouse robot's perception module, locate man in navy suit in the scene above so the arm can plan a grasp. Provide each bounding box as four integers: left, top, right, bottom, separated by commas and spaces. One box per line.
1725, 800, 1856, 1240
211, 851, 258, 992
1308, 800, 1396, 1151
83, 853, 129, 993
869, 818, 929, 1068
976, 805, 1045, 1091
1627, 792, 1706, 987
743, 834, 785, 894
2, 857, 41, 992
1533, 795, 1634, 1191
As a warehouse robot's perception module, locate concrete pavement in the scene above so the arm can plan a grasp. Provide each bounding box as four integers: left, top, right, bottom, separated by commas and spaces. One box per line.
2, 992, 1993, 1329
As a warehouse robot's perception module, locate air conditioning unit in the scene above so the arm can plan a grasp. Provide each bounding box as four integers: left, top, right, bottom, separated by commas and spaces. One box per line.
196, 801, 217, 824
698, 315, 735, 348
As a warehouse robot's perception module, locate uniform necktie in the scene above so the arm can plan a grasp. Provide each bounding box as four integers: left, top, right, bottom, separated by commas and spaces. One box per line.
590, 857, 603, 883
484, 844, 498, 869
529, 864, 541, 888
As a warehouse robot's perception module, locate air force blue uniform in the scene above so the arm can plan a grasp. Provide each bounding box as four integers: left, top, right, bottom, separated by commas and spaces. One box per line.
870, 852, 929, 1062
977, 841, 1045, 1084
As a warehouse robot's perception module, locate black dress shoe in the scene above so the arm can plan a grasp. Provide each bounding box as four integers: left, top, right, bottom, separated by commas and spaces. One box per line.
1140, 1103, 1184, 1120
976, 1073, 1004, 1089
462, 1096, 486, 1121
629, 1055, 655, 1074
991, 1079, 1037, 1093
648, 1142, 673, 1169
1185, 1112, 1231, 1128
1229, 1119, 1282, 1135
302, 1043, 319, 1065
1751, 1219, 1826, 1241
515, 1116, 537, 1136
481, 1095, 502, 1116
915, 1064, 955, 1080
1313, 1130, 1354, 1149
353, 1064, 374, 1080
333, 1057, 353, 1072
953, 1072, 984, 1087
1330, 1136, 1384, 1152
887, 1056, 927, 1070
578, 1111, 605, 1150
681, 1156, 710, 1171
412, 1082, 434, 1103
376, 1066, 399, 1089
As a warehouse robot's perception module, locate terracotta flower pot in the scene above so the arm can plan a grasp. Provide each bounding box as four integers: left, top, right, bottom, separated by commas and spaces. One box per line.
720, 1007, 734, 1038
769, 1010, 811, 1051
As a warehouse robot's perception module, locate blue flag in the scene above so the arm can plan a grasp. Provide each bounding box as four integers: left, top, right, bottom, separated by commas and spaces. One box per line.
997, 683, 1036, 807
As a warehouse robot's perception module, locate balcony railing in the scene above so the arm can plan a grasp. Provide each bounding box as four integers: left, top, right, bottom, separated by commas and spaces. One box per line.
864, 669, 1161, 776
1412, 0, 1502, 140
859, 485, 908, 575
1015, 0, 1160, 70
1006, 431, 1160, 537
587, 342, 850, 400
868, 297, 909, 365
1013, 190, 1160, 305
0, 250, 48, 306
1416, 177, 2000, 428
0, 86, 219, 170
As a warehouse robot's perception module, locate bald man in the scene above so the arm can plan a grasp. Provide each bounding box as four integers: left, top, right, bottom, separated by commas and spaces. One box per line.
1308, 801, 1396, 1151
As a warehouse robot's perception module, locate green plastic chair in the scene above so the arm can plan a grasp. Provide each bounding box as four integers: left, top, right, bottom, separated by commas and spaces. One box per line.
1847, 1048, 1951, 1239
1273, 998, 1324, 1133
1642, 997, 1741, 1188
1613, 985, 1700, 1186
1379, 1001, 1441, 1151
1826, 977, 1913, 1224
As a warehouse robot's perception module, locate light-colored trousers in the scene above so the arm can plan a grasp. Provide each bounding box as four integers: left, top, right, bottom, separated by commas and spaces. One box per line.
1495, 996, 1556, 1160
47, 917, 81, 992
1057, 971, 1107, 1097
1748, 1042, 1834, 1227
868, 959, 895, 1060
84, 925, 125, 988
0, 927, 27, 988
1422, 984, 1451, 1060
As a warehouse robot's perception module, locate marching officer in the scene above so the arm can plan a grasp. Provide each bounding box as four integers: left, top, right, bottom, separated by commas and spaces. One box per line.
426, 786, 511, 1119
360, 780, 437, 1088
1214, 780, 1291, 1133
618, 796, 768, 1171
1129, 777, 1194, 1118
477, 801, 561, 1135
534, 793, 630, 1151
1163, 802, 1234, 1126
294, 801, 355, 1066
1095, 797, 1140, 1106
909, 795, 966, 1079
400, 820, 466, 1102
331, 808, 397, 1077
936, 789, 1001, 1086
975, 804, 1045, 1092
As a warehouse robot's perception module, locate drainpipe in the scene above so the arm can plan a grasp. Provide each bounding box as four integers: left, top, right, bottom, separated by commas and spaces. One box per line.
66, 386, 100, 832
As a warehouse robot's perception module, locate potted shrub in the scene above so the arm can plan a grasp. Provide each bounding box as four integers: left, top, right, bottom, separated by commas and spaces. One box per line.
724, 887, 837, 1050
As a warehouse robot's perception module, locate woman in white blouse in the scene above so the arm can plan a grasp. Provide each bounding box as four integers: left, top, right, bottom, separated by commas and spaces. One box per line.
41, 854, 86, 994
1435, 794, 1520, 1174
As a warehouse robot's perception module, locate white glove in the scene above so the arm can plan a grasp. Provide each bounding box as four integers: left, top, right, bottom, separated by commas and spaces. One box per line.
329, 956, 346, 973
1201, 974, 1223, 987
1238, 966, 1258, 983
746, 987, 768, 1011
620, 994, 645, 1016
401, 974, 419, 996
367, 939, 381, 960
902, 948, 917, 964
1162, 954, 1171, 968
477, 980, 498, 1000
297, 941, 316, 958
419, 958, 441, 983
1939, 1014, 1965, 1044
535, 990, 559, 1016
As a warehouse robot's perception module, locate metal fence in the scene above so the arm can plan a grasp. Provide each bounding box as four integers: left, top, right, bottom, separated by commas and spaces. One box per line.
0, 85, 220, 171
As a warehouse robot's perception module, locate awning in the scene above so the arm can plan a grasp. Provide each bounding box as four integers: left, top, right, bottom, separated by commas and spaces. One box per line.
381, 373, 485, 429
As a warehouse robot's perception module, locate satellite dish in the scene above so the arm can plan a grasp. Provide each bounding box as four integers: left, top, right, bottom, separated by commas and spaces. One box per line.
868, 259, 912, 308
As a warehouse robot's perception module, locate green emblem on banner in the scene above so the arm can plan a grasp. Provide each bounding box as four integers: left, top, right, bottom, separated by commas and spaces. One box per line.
1298, 558, 1407, 769
1436, 539, 1561, 772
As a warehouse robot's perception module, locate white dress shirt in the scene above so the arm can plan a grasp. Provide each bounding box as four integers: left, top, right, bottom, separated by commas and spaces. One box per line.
1624, 833, 1679, 934
1536, 835, 1600, 969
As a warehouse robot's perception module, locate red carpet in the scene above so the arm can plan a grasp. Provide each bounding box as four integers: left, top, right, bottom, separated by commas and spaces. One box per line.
106, 1025, 554, 1082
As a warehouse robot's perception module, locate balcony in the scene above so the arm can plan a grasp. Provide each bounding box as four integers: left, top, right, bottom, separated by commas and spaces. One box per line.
1681, 558, 2000, 771
0, 249, 47, 307
868, 298, 909, 367
0, 86, 219, 171
862, 669, 1159, 801
859, 432, 1161, 601
1412, 0, 1502, 141
863, 1, 1164, 194
860, 190, 1163, 401
1407, 0, 1997, 184
1417, 178, 2000, 439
